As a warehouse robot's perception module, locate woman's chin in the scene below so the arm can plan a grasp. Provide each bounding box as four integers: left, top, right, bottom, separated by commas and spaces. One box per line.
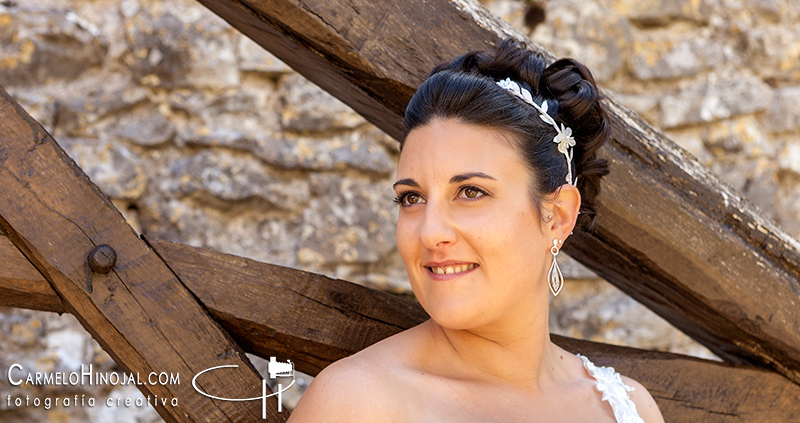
422, 302, 489, 331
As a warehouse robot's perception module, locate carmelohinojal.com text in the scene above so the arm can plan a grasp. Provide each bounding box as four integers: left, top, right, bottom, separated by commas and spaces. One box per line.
5, 363, 180, 410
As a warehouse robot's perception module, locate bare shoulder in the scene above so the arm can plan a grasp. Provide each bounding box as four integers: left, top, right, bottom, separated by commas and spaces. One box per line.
287, 348, 405, 422
621, 376, 665, 423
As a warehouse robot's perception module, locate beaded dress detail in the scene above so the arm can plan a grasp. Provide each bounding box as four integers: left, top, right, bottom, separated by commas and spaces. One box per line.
576, 354, 645, 423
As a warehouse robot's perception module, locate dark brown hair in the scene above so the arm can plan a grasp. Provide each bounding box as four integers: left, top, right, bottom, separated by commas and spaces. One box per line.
402, 38, 609, 230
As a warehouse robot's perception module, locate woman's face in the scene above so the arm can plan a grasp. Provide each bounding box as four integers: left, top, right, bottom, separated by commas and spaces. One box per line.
395, 118, 551, 331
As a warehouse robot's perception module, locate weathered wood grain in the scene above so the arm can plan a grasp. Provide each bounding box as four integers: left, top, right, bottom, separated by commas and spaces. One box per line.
556, 337, 800, 422
5, 234, 800, 421
0, 87, 284, 422
194, 0, 800, 384
0, 232, 65, 313
148, 237, 428, 376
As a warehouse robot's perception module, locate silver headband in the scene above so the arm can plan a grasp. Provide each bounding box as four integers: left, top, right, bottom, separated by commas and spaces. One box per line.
496, 78, 576, 185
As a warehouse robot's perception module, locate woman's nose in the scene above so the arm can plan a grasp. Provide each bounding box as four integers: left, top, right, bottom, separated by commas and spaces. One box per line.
418, 202, 457, 249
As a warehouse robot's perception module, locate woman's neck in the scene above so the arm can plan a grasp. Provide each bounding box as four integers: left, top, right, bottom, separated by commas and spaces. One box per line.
422, 304, 568, 393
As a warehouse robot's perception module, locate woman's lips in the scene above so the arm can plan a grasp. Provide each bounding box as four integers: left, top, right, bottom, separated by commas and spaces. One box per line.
425, 263, 479, 280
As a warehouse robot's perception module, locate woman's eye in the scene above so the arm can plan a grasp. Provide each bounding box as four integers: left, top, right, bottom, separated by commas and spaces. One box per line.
459, 186, 486, 200
405, 193, 422, 204
394, 192, 424, 206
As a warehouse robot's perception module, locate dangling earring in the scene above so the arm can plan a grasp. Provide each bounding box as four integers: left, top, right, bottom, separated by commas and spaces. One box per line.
548, 239, 564, 297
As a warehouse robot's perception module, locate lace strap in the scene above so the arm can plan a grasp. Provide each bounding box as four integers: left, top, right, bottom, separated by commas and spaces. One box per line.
576, 354, 645, 423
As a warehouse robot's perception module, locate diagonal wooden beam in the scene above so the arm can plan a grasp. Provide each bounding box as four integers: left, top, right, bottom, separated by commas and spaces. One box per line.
193, 0, 800, 384
4, 233, 800, 421
0, 87, 285, 422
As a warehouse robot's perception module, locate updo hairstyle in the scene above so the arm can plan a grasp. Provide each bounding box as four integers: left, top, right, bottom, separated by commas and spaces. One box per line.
402, 38, 610, 230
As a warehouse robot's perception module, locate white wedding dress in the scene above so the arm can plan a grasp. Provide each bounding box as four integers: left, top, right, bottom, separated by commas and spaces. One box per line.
576, 354, 645, 423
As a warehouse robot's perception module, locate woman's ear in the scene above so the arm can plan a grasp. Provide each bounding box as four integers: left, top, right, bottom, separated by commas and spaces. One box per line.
547, 184, 581, 242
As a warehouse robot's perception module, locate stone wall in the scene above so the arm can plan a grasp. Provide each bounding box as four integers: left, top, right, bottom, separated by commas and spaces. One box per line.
1, 0, 798, 421
490, 0, 800, 231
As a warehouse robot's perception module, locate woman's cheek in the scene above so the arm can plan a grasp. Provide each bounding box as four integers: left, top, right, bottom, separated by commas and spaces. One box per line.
396, 216, 421, 271
395, 217, 411, 254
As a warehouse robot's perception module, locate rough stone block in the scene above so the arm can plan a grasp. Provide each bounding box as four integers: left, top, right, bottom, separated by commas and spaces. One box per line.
10, 318, 43, 347
629, 31, 722, 80
279, 74, 367, 132
532, 2, 630, 82
659, 75, 772, 128
168, 85, 282, 143
45, 328, 89, 372
167, 87, 277, 118
121, 0, 239, 88
611, 92, 659, 117
176, 126, 257, 150
778, 142, 800, 176
297, 175, 397, 265
256, 132, 395, 174
59, 137, 149, 200
112, 111, 175, 146
237, 34, 293, 75
168, 149, 311, 211
54, 81, 149, 137
745, 0, 785, 22
136, 192, 303, 267
484, 0, 527, 30
0, 8, 108, 86
745, 24, 800, 82
702, 116, 772, 158
614, 0, 716, 26
765, 86, 800, 134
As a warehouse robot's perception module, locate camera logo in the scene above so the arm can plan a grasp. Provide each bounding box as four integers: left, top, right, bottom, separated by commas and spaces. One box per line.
192, 357, 295, 418
267, 357, 294, 379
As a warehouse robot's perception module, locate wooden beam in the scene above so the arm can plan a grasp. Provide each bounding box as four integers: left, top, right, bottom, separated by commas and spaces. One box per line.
0, 87, 285, 422
0, 231, 65, 313
556, 337, 800, 422
194, 0, 800, 384
149, 238, 428, 376
4, 234, 800, 421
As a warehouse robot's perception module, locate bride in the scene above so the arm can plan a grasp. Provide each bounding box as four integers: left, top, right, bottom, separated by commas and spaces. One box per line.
287, 39, 665, 423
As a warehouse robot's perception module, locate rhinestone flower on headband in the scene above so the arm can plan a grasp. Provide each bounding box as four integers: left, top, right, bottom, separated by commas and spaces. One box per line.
496, 78, 576, 185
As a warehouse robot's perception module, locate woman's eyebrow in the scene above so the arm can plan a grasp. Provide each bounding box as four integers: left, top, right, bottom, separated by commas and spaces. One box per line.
393, 173, 495, 189
393, 178, 419, 189
450, 172, 496, 183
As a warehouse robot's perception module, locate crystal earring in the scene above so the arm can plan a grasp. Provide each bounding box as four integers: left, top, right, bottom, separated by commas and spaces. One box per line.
548, 239, 564, 296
